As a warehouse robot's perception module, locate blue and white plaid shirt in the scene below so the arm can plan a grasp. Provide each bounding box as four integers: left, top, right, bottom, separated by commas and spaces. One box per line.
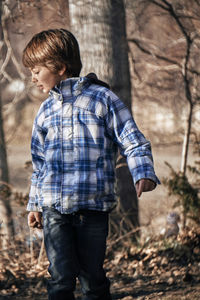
28, 75, 159, 213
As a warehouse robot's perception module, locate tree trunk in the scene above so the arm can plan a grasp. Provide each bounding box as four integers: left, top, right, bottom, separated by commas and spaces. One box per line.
0, 90, 15, 246
109, 0, 139, 234
180, 102, 193, 228
69, 0, 139, 235
0, 96, 9, 184
0, 1, 15, 245
180, 102, 193, 176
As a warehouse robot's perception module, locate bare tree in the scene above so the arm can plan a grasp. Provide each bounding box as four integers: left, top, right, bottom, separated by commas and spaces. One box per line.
69, 0, 139, 235
0, 0, 15, 244
0, 0, 70, 243
150, 0, 200, 174
0, 1, 9, 183
127, 0, 200, 175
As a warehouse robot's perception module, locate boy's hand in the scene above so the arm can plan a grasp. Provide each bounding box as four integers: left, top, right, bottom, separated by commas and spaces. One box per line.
28, 211, 43, 229
135, 179, 156, 198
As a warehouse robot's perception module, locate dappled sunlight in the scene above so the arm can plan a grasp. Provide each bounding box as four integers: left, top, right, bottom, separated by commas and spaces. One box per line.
1, 0, 200, 299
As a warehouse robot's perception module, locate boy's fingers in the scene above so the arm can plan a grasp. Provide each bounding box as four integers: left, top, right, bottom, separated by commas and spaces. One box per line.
28, 212, 36, 227
34, 212, 43, 228
135, 179, 156, 198
35, 213, 41, 222
28, 212, 43, 228
135, 181, 142, 198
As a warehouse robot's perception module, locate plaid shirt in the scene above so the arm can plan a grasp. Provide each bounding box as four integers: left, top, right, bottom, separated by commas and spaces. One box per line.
28, 76, 159, 213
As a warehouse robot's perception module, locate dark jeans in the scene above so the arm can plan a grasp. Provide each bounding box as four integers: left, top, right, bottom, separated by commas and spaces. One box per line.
43, 207, 111, 300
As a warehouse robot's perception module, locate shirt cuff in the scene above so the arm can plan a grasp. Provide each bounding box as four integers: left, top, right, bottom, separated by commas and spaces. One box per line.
27, 202, 43, 212
131, 168, 161, 185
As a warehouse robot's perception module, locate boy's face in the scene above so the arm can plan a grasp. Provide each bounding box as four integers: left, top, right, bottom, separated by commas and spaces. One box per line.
30, 65, 66, 93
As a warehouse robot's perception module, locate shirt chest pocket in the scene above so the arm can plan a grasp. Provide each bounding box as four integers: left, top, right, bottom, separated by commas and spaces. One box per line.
43, 114, 61, 144
74, 109, 105, 150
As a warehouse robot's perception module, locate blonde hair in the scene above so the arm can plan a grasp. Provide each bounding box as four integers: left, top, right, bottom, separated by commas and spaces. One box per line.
22, 29, 82, 77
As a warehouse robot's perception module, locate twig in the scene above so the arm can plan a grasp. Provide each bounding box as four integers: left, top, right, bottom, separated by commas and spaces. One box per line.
107, 227, 140, 250
37, 237, 45, 266
29, 228, 34, 265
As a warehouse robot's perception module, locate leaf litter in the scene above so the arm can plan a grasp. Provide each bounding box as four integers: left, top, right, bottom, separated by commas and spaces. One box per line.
0, 225, 200, 299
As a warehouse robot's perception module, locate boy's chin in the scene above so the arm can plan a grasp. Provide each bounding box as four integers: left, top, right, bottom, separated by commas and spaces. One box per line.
42, 88, 49, 94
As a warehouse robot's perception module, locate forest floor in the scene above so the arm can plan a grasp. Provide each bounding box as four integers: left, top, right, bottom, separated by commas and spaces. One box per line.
0, 225, 200, 300
1, 143, 199, 299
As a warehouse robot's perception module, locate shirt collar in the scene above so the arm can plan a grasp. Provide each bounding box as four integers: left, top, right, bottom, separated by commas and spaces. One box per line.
49, 76, 90, 101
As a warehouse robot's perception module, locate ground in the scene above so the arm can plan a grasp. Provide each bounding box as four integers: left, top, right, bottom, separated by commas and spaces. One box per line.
0, 144, 199, 299
0, 226, 200, 299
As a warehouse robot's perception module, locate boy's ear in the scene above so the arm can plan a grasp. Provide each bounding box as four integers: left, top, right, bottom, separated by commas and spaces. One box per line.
58, 65, 67, 76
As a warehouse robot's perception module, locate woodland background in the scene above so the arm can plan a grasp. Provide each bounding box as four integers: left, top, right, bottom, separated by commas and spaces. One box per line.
0, 0, 200, 299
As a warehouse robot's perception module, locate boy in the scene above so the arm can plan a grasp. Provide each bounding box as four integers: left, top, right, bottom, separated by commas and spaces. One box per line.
23, 29, 159, 300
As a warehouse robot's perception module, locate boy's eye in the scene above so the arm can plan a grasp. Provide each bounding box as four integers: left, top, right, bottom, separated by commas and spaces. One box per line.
31, 69, 39, 75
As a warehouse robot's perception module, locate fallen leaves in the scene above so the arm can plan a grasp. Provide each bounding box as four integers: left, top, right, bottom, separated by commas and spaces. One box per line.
105, 226, 200, 299
0, 225, 200, 299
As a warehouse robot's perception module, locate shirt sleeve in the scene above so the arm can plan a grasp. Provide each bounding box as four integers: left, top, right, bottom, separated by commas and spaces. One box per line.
105, 93, 160, 185
27, 121, 45, 212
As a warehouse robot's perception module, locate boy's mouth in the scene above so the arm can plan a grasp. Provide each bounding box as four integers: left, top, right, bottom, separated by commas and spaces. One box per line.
36, 85, 47, 93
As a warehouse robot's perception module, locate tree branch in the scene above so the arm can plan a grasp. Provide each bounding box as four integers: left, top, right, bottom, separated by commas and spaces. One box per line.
1, 2, 25, 81
0, 45, 12, 78
128, 37, 181, 67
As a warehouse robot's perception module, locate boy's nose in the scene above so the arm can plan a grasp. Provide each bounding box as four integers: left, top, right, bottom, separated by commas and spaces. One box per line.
32, 75, 37, 83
